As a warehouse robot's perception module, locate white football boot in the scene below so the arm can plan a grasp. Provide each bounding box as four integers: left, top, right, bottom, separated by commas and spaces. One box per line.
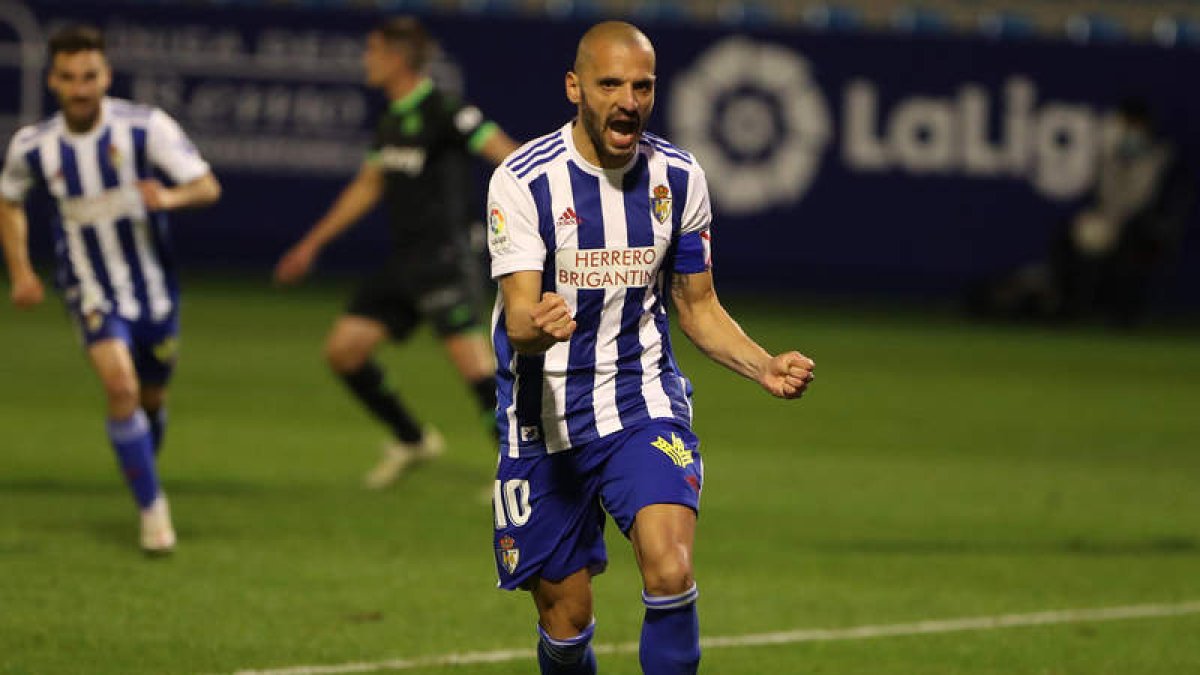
363, 427, 445, 489
140, 494, 176, 555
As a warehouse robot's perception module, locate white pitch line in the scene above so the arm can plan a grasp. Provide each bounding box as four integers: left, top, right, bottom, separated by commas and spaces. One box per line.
233, 600, 1200, 675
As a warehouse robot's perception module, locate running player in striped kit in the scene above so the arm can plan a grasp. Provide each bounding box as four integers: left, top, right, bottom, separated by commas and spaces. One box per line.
487, 22, 815, 675
0, 25, 221, 554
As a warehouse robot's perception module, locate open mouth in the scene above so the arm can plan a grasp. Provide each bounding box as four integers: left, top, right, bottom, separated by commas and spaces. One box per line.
606, 118, 640, 149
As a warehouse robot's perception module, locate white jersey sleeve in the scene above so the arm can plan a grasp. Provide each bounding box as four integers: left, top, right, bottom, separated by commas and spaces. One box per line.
674, 163, 713, 274
487, 167, 546, 278
0, 129, 35, 203
680, 163, 713, 236
146, 109, 210, 185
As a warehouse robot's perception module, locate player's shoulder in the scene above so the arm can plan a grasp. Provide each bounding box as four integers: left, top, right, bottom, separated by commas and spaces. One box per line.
430, 86, 462, 112
432, 88, 489, 136
498, 126, 568, 182
639, 131, 699, 168
6, 113, 62, 152
107, 97, 157, 122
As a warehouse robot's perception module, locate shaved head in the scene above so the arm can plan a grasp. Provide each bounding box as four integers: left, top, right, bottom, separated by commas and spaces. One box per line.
566, 21, 656, 169
573, 21, 654, 75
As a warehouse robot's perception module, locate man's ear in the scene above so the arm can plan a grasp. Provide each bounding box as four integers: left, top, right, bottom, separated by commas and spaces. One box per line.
565, 71, 581, 105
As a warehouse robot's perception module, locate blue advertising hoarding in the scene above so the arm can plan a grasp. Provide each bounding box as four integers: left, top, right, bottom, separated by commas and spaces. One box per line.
3, 0, 1197, 302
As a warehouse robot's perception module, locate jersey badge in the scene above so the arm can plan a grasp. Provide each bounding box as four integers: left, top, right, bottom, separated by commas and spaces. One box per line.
497, 535, 520, 574
108, 144, 123, 170
651, 184, 672, 224
454, 106, 483, 134
556, 207, 580, 229
85, 310, 105, 333
488, 203, 512, 254
402, 113, 422, 136
651, 432, 694, 468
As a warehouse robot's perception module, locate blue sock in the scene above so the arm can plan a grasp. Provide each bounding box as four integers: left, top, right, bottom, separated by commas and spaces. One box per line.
640, 584, 700, 675
536, 621, 597, 675
148, 407, 168, 456
107, 410, 160, 509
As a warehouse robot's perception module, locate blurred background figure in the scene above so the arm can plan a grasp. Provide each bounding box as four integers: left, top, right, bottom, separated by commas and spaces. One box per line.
967, 98, 1195, 327
272, 16, 518, 489
0, 24, 221, 554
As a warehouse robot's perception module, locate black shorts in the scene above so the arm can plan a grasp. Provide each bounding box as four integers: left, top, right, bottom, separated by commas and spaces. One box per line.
346, 254, 488, 340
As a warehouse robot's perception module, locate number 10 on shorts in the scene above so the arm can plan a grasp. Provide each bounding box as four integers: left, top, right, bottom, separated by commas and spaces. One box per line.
493, 479, 532, 528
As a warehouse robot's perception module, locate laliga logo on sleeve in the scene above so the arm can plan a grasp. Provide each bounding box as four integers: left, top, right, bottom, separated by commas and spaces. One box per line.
669, 37, 832, 215
487, 203, 512, 254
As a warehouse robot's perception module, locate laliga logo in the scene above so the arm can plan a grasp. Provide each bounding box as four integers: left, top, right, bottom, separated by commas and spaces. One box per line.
0, 0, 45, 139
669, 37, 832, 216
670, 37, 1105, 215
844, 77, 1100, 200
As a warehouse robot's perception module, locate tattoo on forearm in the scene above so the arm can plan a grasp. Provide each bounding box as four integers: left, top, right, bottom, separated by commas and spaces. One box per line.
671, 273, 689, 299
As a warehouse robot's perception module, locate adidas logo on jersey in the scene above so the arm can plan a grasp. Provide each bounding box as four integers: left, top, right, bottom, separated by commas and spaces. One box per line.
556, 207, 580, 228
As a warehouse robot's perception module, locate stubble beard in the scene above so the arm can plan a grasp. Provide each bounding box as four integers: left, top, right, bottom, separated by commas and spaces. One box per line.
579, 90, 639, 167
62, 98, 102, 133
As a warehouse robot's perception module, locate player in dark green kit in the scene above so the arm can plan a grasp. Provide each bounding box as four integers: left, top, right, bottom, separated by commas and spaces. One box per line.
275, 17, 518, 488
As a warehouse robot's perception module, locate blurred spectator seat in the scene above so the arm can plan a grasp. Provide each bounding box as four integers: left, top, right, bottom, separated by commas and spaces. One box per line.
892, 7, 950, 35
457, 0, 523, 16
630, 0, 690, 24
372, 0, 436, 11
1065, 13, 1127, 44
544, 0, 603, 20
1152, 16, 1200, 47
802, 4, 862, 32
978, 11, 1036, 40
718, 2, 776, 28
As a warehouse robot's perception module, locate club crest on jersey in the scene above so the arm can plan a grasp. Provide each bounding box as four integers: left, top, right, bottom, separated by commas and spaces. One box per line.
497, 535, 520, 574
651, 184, 672, 224
557, 207, 580, 228
107, 144, 123, 169
651, 432, 694, 468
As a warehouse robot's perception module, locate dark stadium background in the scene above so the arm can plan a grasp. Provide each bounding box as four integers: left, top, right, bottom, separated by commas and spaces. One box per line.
4, 0, 1198, 307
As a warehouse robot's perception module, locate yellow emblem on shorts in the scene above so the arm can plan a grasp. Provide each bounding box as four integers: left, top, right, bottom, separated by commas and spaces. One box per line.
153, 337, 179, 363
652, 432, 693, 468
85, 310, 105, 333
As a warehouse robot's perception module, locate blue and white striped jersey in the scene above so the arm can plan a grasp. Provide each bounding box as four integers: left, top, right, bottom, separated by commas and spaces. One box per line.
0, 97, 210, 322
487, 121, 713, 457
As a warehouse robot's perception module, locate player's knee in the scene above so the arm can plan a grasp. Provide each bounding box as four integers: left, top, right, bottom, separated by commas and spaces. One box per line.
538, 596, 593, 639
323, 337, 369, 373
140, 389, 166, 413
102, 375, 140, 414
640, 549, 694, 597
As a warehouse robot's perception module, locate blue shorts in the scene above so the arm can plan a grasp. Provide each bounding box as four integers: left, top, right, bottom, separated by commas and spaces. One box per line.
73, 308, 180, 385
492, 420, 704, 591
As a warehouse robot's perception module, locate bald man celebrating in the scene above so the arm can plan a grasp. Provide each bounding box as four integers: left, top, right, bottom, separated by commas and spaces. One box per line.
485, 22, 815, 674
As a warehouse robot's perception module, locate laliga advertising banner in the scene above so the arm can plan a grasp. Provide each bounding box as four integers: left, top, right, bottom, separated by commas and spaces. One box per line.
4, 0, 1199, 301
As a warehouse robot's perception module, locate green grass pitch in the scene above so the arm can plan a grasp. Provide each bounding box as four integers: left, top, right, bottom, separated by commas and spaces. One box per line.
1, 278, 1198, 674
